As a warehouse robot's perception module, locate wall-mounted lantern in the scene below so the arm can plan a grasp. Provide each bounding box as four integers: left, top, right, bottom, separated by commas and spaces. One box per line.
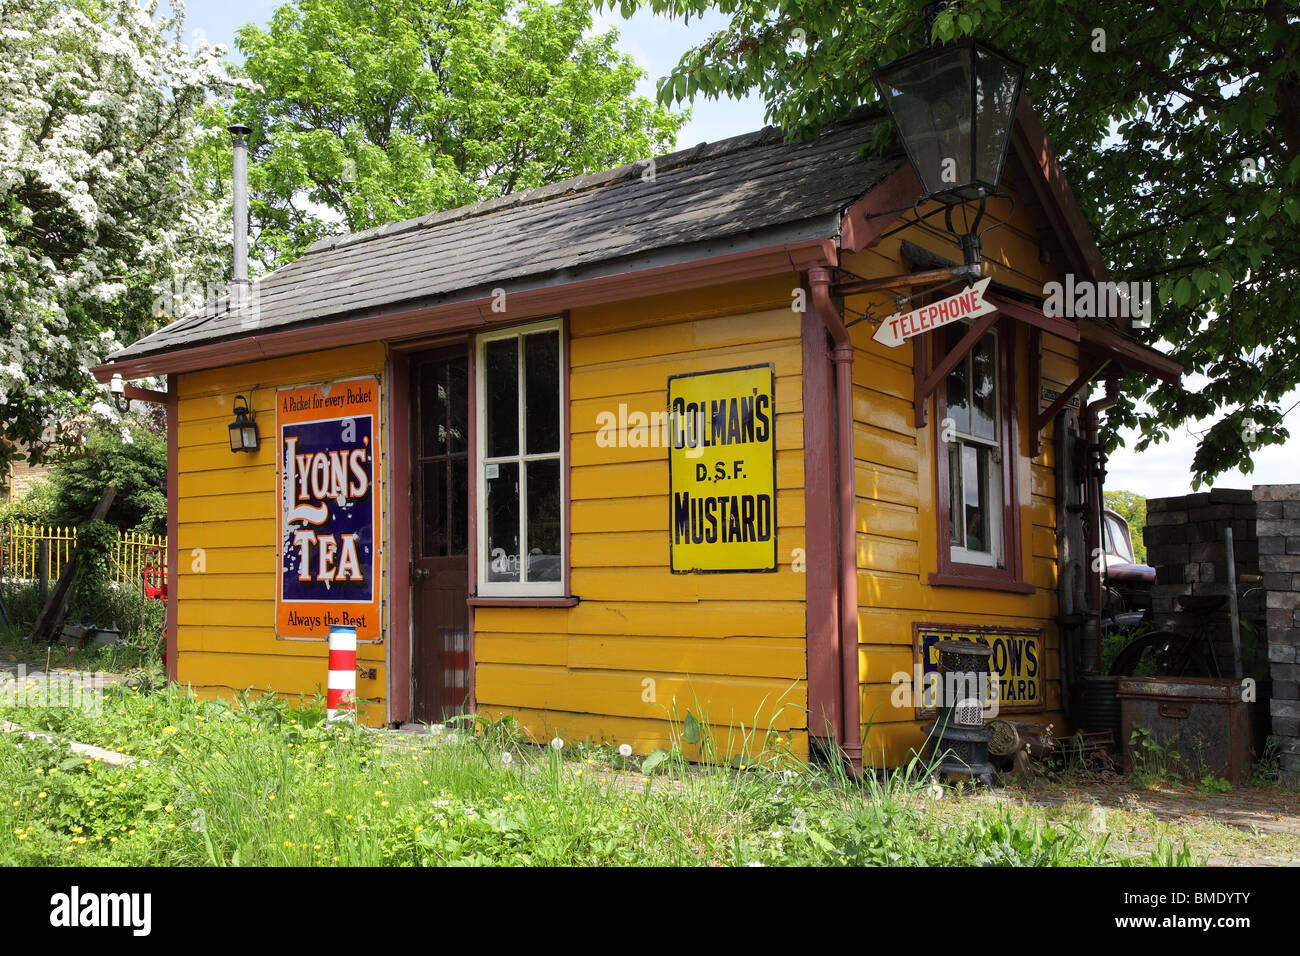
228, 394, 259, 453
872, 36, 1025, 265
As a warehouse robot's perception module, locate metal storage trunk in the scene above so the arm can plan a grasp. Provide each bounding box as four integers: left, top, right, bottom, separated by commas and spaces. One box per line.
1117, 677, 1252, 784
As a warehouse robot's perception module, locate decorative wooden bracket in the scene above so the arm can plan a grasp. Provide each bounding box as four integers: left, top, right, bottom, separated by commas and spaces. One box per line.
124, 383, 168, 405
1030, 353, 1108, 456
913, 309, 1001, 422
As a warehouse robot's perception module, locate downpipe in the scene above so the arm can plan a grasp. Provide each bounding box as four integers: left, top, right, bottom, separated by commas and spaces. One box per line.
1082, 375, 1120, 673
808, 267, 864, 774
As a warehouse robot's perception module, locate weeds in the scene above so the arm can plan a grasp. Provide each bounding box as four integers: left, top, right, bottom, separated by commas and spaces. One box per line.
1128, 725, 1183, 789
0, 685, 1197, 867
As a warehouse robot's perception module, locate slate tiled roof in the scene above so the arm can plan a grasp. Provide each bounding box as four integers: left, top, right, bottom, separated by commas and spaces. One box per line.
110, 106, 899, 362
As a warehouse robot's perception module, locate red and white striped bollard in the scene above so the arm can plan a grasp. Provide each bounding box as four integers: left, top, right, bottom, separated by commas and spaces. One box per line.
327, 625, 357, 722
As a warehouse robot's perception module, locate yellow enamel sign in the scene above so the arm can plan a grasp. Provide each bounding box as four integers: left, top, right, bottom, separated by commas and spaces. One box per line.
915, 624, 1044, 713
668, 364, 777, 573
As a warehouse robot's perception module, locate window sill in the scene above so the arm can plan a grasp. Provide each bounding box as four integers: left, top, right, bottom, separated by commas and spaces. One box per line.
467, 595, 580, 608
928, 572, 1035, 595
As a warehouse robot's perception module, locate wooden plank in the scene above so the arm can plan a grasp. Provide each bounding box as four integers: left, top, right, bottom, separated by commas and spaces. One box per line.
569, 309, 798, 367
570, 343, 802, 400
854, 498, 920, 540
177, 520, 276, 550
853, 461, 920, 508
852, 385, 917, 438
568, 379, 802, 433
854, 422, 918, 474
571, 275, 794, 339
474, 663, 806, 729
177, 344, 384, 397
176, 573, 276, 601
569, 568, 806, 604
474, 600, 806, 639
564, 635, 806, 679
856, 533, 920, 575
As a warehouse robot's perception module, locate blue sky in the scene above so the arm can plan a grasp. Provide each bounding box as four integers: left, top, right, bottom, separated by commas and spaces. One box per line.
174, 0, 1297, 498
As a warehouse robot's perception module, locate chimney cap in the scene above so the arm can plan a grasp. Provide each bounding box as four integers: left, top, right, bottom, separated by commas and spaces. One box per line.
228, 123, 252, 138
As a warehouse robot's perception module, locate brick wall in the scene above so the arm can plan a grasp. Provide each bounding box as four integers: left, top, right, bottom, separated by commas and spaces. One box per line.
1143, 488, 1264, 676
1253, 485, 1300, 786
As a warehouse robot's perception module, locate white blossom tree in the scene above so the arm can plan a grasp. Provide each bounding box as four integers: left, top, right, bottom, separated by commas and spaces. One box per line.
0, 0, 239, 463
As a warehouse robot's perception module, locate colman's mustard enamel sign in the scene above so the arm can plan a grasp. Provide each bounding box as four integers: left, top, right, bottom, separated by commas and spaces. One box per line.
668, 364, 777, 573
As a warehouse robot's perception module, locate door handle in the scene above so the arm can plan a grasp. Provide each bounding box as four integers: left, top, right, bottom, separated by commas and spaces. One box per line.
411, 566, 430, 583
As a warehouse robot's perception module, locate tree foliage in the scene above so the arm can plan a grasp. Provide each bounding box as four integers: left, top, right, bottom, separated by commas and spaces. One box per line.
615, 0, 1300, 486
0, 0, 238, 459
36, 423, 168, 535
216, 0, 688, 267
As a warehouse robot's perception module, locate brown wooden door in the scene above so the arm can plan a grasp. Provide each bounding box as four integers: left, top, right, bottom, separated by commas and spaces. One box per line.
411, 348, 470, 723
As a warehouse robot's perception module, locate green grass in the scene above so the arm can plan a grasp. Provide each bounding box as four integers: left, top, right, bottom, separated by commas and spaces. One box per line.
0, 685, 1196, 866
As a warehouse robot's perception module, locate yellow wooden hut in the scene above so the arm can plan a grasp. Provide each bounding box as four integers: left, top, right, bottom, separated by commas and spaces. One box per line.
96, 96, 1178, 771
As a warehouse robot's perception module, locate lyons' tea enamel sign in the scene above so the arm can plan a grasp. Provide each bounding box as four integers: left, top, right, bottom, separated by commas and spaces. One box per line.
668, 364, 777, 573
276, 377, 382, 641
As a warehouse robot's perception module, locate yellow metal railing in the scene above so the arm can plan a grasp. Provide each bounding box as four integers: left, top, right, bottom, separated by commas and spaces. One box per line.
1, 524, 166, 586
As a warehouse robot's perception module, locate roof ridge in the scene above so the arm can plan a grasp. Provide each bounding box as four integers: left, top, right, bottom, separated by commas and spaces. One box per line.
305, 104, 886, 256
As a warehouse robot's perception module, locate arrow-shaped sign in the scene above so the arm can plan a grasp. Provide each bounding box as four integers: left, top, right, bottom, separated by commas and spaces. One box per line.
872, 277, 995, 349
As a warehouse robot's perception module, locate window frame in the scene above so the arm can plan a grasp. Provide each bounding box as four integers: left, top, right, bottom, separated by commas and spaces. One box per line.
930, 315, 1032, 594
473, 317, 569, 599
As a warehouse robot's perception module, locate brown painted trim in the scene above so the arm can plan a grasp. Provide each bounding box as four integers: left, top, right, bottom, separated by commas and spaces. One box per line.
807, 266, 863, 774
835, 266, 971, 298
986, 294, 1079, 343
561, 312, 572, 604
916, 309, 1001, 402
913, 332, 929, 428
800, 289, 840, 744
93, 240, 839, 382
465, 341, 478, 714
840, 163, 922, 253
1029, 328, 1043, 457
931, 318, 1034, 594
1032, 354, 1108, 437
165, 381, 179, 683
389, 332, 470, 354
927, 572, 1036, 594
124, 384, 168, 404
387, 349, 412, 724
466, 596, 579, 608
1077, 318, 1182, 382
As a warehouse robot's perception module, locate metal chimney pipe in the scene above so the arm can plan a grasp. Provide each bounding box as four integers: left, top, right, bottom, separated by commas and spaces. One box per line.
228, 124, 251, 299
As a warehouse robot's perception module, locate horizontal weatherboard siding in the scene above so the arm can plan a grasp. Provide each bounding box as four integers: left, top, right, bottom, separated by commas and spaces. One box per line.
173, 343, 390, 724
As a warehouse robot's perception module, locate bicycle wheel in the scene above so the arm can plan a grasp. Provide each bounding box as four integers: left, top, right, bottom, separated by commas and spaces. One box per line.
1108, 630, 1170, 676
1109, 626, 1221, 677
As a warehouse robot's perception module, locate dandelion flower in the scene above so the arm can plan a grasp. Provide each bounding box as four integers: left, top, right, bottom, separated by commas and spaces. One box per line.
550, 737, 564, 750
618, 744, 633, 758
501, 752, 513, 766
